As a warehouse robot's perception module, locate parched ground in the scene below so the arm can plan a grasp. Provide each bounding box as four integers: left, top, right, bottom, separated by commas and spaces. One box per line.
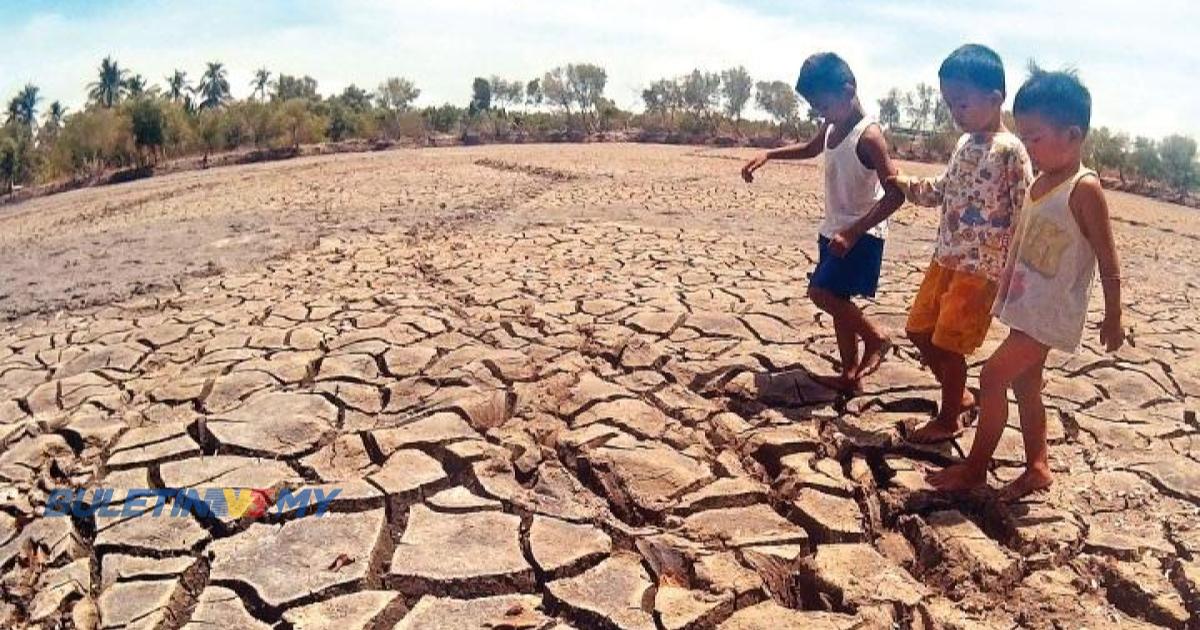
1, 144, 1198, 629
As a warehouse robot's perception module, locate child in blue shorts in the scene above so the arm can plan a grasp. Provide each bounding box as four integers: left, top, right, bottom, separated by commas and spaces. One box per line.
743, 52, 905, 392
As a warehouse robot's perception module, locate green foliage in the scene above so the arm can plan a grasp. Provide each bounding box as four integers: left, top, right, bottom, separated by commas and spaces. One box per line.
1159, 134, 1198, 194
127, 98, 165, 163
274, 98, 326, 149
754, 80, 799, 137
197, 62, 232, 109
469, 78, 492, 117
422, 104, 462, 134
720, 66, 753, 124
273, 75, 320, 102
377, 77, 420, 112
877, 89, 901, 129
89, 56, 127, 108
1084, 127, 1130, 179
1131, 136, 1162, 182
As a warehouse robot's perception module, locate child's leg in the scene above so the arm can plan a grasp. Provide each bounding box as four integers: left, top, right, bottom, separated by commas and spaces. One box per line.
999, 365, 1053, 501
808, 286, 889, 387
927, 329, 1048, 491
908, 345, 968, 442
808, 286, 861, 384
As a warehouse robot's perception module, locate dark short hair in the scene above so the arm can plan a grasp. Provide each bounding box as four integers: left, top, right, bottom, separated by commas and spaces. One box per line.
1014, 64, 1092, 134
795, 52, 855, 100
938, 44, 1006, 96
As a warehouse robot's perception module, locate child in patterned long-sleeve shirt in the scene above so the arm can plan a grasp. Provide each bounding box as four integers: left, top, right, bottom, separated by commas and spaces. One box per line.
893, 44, 1034, 444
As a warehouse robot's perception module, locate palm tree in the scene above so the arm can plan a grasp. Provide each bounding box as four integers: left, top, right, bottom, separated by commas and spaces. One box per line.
251, 68, 271, 101
166, 70, 190, 102
197, 61, 231, 109
125, 74, 148, 98
45, 101, 66, 126
88, 56, 128, 107
6, 84, 41, 128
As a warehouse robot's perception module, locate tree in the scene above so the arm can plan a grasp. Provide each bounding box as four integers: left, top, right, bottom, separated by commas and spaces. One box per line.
541, 67, 572, 117
469, 77, 492, 116
525, 79, 542, 109
251, 68, 272, 101
376, 77, 420, 112
681, 69, 721, 122
273, 74, 320, 102
1131, 136, 1162, 183
42, 101, 67, 139
5, 84, 41, 129
128, 98, 165, 165
1159, 134, 1198, 195
124, 74, 148, 98
489, 77, 524, 111
720, 66, 753, 132
337, 84, 373, 112
565, 63, 607, 131
197, 62, 232, 109
423, 104, 462, 134
755, 80, 799, 139
904, 83, 936, 133
1084, 127, 1130, 181
166, 70, 190, 102
877, 88, 901, 129
89, 56, 128, 108
275, 98, 324, 149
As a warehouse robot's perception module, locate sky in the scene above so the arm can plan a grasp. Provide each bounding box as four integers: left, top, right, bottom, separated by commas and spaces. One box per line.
2, 0, 1198, 139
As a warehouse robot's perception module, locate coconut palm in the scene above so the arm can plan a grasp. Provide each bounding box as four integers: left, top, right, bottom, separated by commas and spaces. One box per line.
88, 56, 128, 108
197, 61, 231, 109
45, 101, 66, 126
125, 74, 148, 98
251, 68, 271, 101
166, 70, 190, 102
6, 84, 41, 128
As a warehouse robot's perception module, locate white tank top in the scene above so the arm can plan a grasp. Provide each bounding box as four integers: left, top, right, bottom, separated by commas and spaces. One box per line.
993, 166, 1099, 352
821, 116, 886, 240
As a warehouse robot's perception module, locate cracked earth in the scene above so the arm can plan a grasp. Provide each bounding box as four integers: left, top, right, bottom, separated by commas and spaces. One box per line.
1, 144, 1198, 629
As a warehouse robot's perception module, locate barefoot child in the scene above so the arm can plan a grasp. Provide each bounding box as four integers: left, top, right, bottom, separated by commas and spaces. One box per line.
928, 66, 1124, 499
894, 45, 1034, 443
741, 53, 904, 392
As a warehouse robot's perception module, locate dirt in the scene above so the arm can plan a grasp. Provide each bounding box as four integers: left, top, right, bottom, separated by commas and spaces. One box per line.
0, 144, 1197, 629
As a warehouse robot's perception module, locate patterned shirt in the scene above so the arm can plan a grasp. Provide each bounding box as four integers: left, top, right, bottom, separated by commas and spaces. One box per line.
898, 132, 1033, 282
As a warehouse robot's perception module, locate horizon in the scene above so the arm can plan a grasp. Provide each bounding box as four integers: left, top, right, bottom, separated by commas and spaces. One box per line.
2, 0, 1198, 141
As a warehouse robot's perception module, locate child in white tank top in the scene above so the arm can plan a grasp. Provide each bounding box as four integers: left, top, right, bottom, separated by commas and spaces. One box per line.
927, 67, 1124, 501
742, 53, 904, 393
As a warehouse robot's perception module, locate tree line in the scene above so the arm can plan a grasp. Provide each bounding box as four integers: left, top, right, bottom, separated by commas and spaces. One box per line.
2, 58, 1197, 201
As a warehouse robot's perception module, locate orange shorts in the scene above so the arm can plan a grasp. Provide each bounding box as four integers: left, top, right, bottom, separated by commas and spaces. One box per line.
906, 261, 998, 355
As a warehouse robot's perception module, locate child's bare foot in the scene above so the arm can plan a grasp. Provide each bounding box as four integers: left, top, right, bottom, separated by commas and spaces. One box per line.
961, 390, 977, 412
907, 416, 963, 444
855, 336, 893, 380
926, 463, 987, 491
998, 467, 1053, 502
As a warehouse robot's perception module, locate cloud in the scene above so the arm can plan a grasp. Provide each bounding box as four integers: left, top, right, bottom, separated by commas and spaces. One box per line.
1, 0, 1196, 138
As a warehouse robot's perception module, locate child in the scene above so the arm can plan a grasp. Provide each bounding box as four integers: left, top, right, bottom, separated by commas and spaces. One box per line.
742, 52, 904, 392
928, 66, 1124, 499
894, 44, 1034, 443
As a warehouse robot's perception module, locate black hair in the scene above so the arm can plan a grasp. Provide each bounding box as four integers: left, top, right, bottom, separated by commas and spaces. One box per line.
1013, 63, 1092, 134
938, 44, 1006, 96
795, 52, 856, 100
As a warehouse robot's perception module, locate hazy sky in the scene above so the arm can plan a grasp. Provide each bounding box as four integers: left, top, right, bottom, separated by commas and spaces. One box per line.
2, 0, 1197, 139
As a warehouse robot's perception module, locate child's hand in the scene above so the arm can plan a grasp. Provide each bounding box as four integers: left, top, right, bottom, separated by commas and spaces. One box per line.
741, 153, 769, 183
829, 229, 860, 257
1100, 313, 1124, 352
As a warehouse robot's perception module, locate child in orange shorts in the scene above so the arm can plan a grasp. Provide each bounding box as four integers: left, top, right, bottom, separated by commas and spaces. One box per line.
894, 44, 1033, 443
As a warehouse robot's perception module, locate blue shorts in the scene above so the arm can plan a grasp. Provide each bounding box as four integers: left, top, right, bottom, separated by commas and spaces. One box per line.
809, 234, 885, 299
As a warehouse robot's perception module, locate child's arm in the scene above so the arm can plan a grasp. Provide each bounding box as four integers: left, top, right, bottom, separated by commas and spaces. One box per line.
891, 172, 946, 207
741, 123, 828, 183
828, 125, 904, 257
1070, 176, 1124, 352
